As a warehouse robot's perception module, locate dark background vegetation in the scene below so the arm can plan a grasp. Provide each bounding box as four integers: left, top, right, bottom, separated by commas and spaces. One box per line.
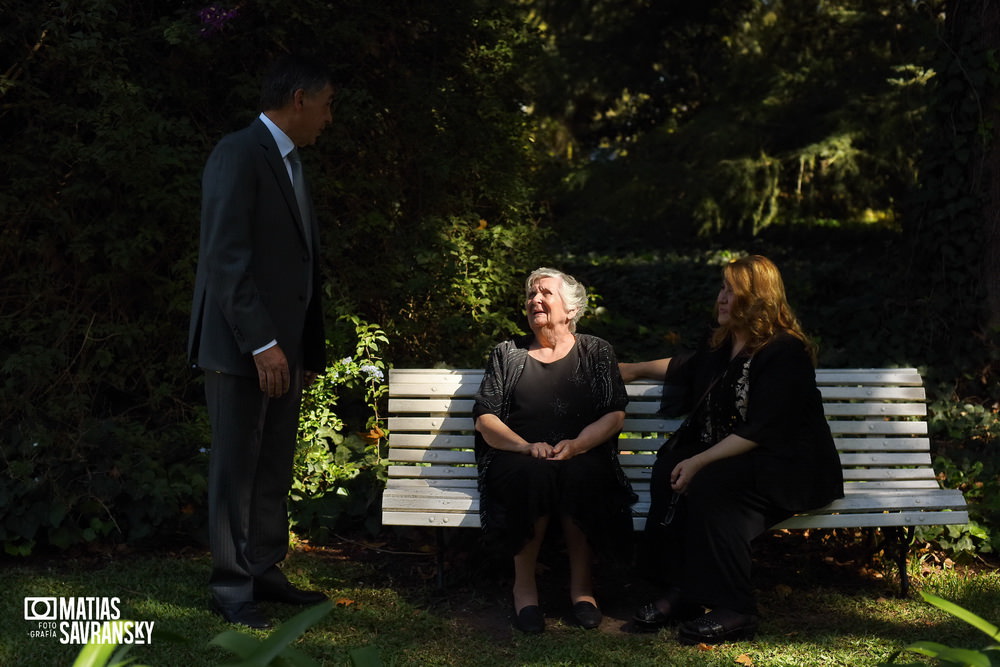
2, 0, 999, 563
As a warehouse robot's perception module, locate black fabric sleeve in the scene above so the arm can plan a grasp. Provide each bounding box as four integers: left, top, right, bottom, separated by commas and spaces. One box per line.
732, 334, 815, 449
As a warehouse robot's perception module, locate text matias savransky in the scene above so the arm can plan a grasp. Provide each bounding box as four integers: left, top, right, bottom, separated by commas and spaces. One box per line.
24, 596, 155, 645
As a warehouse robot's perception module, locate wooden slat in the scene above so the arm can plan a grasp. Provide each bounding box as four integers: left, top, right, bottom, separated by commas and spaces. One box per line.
842, 468, 937, 481
387, 465, 478, 479
381, 507, 969, 530
822, 403, 926, 417
389, 433, 475, 449
819, 386, 926, 401
387, 478, 478, 488
389, 449, 475, 465
832, 437, 931, 452
388, 416, 475, 432
775, 511, 969, 530
388, 398, 475, 413
381, 511, 481, 528
837, 453, 932, 466
623, 417, 685, 432
826, 421, 927, 435
383, 487, 965, 514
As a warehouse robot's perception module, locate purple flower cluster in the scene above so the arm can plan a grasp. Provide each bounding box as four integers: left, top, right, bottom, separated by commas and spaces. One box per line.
197, 5, 239, 37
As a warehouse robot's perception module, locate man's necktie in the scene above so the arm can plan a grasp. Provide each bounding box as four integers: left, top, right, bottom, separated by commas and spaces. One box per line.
287, 148, 314, 302
287, 148, 313, 253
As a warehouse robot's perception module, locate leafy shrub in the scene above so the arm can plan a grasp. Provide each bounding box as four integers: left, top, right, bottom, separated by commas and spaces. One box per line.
291, 318, 389, 539
0, 422, 208, 557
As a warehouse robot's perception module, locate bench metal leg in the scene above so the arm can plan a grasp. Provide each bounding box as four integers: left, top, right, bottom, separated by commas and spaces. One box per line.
435, 527, 446, 589
886, 526, 915, 598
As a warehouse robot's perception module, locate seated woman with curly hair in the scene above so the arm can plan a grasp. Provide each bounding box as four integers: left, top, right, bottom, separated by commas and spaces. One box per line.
620, 255, 844, 645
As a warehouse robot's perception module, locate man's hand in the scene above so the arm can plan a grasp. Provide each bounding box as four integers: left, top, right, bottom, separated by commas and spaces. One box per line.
253, 345, 290, 397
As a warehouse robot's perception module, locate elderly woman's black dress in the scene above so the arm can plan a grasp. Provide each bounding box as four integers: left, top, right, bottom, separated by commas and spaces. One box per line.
473, 334, 636, 559
642, 331, 844, 615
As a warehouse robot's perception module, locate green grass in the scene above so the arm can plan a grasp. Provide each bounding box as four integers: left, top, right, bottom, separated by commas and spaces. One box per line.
2, 537, 999, 666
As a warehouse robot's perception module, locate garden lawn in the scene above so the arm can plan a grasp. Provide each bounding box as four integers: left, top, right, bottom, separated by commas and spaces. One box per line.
2, 532, 999, 667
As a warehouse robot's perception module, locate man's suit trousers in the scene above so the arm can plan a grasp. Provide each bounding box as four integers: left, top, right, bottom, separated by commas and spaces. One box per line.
204, 364, 303, 605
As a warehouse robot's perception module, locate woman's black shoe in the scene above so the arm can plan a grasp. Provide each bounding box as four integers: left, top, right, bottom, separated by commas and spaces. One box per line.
572, 601, 602, 629
513, 605, 545, 634
677, 609, 759, 645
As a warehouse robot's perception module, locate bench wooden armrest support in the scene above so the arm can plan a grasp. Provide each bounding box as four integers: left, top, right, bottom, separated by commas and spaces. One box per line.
381, 368, 968, 594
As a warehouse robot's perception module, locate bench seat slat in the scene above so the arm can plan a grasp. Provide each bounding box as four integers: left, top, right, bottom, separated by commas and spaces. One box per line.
384, 486, 965, 511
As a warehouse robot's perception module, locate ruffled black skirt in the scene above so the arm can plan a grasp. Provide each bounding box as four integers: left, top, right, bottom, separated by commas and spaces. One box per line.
479, 445, 636, 560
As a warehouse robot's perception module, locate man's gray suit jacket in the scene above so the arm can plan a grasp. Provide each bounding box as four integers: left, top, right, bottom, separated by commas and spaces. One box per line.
188, 118, 326, 376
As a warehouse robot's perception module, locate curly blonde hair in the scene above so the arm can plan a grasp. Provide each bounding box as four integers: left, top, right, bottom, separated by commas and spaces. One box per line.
710, 255, 816, 363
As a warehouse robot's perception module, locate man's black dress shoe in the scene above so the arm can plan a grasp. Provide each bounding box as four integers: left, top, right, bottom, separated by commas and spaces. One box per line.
677, 609, 759, 645
633, 598, 703, 632
512, 605, 545, 634
572, 601, 602, 629
212, 600, 273, 630
255, 581, 328, 606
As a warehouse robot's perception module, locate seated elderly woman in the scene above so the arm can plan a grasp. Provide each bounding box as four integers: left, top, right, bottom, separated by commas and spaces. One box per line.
473, 267, 636, 634
619, 255, 844, 645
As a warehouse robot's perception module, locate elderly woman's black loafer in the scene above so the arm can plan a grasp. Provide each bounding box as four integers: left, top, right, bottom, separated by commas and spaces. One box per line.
572, 601, 602, 629
513, 605, 545, 634
677, 609, 758, 645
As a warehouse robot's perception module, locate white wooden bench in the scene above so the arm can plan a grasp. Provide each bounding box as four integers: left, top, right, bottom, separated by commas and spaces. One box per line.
381, 367, 969, 594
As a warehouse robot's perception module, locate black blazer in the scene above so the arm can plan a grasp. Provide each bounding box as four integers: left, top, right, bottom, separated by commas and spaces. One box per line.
663, 332, 844, 513
188, 118, 326, 377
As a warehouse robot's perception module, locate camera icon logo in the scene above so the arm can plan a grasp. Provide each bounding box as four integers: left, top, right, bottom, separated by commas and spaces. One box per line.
24, 597, 58, 621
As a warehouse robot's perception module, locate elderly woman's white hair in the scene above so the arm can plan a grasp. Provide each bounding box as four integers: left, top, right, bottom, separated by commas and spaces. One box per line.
525, 267, 588, 332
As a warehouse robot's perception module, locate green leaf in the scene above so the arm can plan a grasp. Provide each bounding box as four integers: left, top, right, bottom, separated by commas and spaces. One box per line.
232, 601, 333, 667
208, 629, 263, 659
920, 592, 1000, 641
72, 640, 140, 667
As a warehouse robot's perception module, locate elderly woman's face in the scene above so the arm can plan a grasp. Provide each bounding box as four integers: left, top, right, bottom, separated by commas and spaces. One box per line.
526, 276, 572, 330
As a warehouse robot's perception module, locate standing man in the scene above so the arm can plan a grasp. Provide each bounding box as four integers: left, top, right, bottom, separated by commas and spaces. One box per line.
188, 55, 334, 629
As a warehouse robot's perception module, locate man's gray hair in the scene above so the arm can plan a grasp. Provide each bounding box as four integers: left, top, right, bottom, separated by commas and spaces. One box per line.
525, 267, 588, 331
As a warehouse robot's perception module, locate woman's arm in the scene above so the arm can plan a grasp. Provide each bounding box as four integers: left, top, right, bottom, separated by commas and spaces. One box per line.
670, 434, 758, 493
619, 358, 672, 383
475, 413, 554, 458
550, 410, 626, 461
